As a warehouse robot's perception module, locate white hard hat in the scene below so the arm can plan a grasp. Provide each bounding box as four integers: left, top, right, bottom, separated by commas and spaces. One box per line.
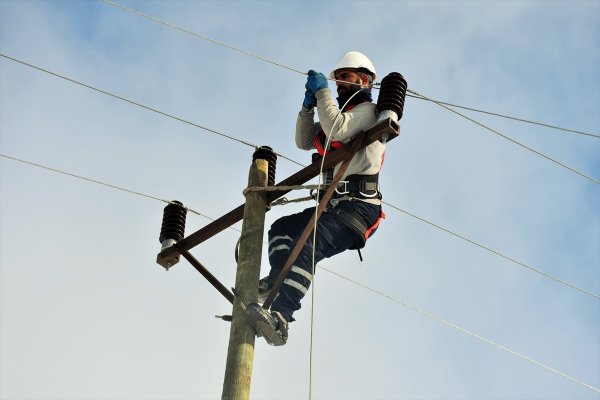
329, 51, 377, 81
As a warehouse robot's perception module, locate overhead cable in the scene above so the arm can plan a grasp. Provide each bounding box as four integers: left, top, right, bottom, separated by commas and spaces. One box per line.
320, 266, 600, 394
0, 53, 303, 168
102, 0, 598, 140
3, 151, 594, 393
0, 153, 214, 220
404, 93, 600, 139
407, 89, 599, 184
102, 0, 306, 76
1, 53, 596, 296
2, 150, 596, 300
383, 201, 600, 300
3, 51, 597, 184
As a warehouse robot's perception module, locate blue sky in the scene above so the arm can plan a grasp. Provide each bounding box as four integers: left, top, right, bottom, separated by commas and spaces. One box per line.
1, 1, 599, 399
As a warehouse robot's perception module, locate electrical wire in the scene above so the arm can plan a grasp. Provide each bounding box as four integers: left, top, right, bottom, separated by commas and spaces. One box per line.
407, 88, 599, 184
0, 53, 303, 168
2, 149, 596, 300
0, 153, 212, 220
1, 45, 597, 292
319, 266, 600, 394
102, 0, 307, 76
100, 0, 600, 183
2, 6, 597, 388
2, 152, 598, 393
382, 201, 600, 300
102, 0, 598, 140
3, 49, 598, 185
404, 93, 600, 139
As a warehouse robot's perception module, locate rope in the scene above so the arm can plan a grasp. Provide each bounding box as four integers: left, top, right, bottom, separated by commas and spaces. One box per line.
270, 195, 315, 206
319, 266, 600, 394
407, 89, 600, 184
242, 184, 321, 196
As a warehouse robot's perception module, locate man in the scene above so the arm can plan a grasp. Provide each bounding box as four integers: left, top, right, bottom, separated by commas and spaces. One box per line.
248, 52, 386, 346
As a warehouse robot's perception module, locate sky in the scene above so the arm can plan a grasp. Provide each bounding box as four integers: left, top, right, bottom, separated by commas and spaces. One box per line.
0, 0, 599, 399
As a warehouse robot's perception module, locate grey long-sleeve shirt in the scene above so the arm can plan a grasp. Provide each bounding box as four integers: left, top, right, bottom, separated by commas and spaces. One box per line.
295, 87, 387, 206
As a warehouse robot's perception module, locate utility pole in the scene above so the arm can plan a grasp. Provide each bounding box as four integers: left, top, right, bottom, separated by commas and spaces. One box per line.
221, 150, 271, 400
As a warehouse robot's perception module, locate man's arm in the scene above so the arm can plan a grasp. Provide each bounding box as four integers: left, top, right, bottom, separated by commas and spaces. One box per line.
295, 106, 319, 150
315, 88, 377, 143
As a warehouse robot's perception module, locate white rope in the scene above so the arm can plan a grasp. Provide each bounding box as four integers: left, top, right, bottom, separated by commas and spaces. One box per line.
242, 184, 321, 195
307, 87, 367, 399
319, 266, 600, 394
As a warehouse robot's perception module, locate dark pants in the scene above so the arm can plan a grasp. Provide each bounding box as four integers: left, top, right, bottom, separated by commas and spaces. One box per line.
266, 200, 381, 322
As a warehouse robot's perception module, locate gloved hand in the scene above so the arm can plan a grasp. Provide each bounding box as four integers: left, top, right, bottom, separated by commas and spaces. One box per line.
303, 89, 317, 109
305, 70, 328, 95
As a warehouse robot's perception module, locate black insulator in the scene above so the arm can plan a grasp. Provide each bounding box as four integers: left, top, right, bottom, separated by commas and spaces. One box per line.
253, 146, 277, 186
159, 200, 187, 244
376, 72, 408, 120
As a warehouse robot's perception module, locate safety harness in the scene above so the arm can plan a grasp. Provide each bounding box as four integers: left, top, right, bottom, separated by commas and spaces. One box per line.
311, 101, 386, 251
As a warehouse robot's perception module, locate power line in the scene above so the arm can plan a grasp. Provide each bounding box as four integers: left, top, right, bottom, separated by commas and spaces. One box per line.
2, 151, 597, 300
102, 0, 306, 76
2, 152, 598, 393
407, 89, 599, 184
1, 54, 597, 296
0, 153, 211, 220
404, 93, 600, 139
102, 0, 598, 140
0, 53, 303, 168
3, 51, 597, 185
382, 201, 600, 300
320, 266, 600, 394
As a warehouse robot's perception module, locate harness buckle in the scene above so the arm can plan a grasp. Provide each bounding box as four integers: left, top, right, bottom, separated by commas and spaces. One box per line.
335, 180, 350, 195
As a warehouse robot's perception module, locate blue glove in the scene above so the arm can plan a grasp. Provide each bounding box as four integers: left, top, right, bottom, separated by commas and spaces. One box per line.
305, 70, 328, 95
303, 89, 317, 108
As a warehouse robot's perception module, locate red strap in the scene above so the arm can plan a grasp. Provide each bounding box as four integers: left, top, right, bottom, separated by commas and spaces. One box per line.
314, 131, 343, 156
364, 210, 386, 240
313, 102, 364, 156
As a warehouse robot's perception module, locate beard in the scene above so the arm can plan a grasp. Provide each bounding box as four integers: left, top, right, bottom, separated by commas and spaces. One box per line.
336, 78, 363, 97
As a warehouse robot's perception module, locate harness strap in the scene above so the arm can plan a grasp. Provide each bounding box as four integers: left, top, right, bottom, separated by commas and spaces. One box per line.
332, 206, 385, 250
333, 173, 381, 200
365, 210, 386, 240
314, 130, 343, 157
313, 102, 364, 157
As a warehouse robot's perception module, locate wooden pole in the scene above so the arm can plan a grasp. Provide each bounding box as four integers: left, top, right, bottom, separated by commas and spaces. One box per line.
221, 157, 269, 400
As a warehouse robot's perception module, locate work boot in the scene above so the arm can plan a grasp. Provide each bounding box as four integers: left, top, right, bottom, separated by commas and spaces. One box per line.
258, 276, 279, 304
245, 303, 288, 346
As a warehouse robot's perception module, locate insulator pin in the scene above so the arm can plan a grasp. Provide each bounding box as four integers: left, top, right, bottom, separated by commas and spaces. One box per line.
159, 201, 187, 245
158, 201, 187, 270
376, 72, 408, 123
252, 146, 277, 186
